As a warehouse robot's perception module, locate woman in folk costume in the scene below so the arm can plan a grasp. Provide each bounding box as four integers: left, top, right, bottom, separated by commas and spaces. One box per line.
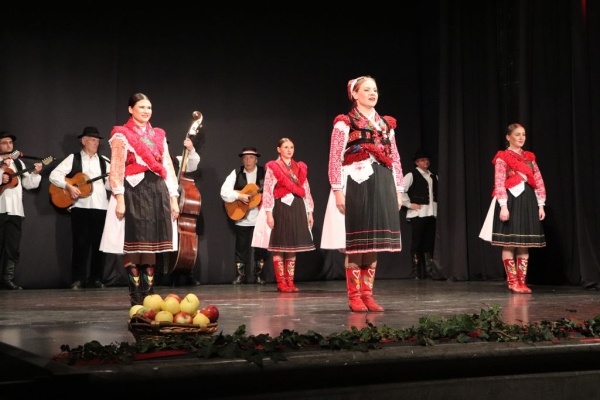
480, 123, 546, 293
100, 93, 180, 306
252, 138, 315, 292
321, 76, 404, 312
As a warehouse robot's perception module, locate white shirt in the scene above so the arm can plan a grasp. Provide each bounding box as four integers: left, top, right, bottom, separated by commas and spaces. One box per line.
49, 151, 111, 210
175, 149, 200, 173
401, 167, 437, 219
0, 159, 42, 217
220, 167, 259, 227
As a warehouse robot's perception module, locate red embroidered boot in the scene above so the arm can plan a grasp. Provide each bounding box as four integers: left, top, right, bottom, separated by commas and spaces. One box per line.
285, 259, 299, 292
126, 264, 143, 306
273, 259, 289, 292
503, 259, 519, 293
360, 265, 384, 312
346, 267, 368, 312
141, 264, 155, 296
515, 257, 532, 293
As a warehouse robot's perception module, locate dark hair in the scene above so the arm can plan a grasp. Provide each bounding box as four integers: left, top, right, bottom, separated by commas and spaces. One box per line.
128, 93, 150, 108
505, 123, 524, 148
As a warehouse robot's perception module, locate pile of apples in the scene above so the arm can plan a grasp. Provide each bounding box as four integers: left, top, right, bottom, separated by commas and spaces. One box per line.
129, 293, 219, 328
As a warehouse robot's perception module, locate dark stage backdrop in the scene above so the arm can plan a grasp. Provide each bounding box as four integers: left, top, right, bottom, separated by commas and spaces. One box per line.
1, 3, 598, 289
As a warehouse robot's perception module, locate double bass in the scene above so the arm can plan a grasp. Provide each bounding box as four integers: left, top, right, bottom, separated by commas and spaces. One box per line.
162, 111, 203, 275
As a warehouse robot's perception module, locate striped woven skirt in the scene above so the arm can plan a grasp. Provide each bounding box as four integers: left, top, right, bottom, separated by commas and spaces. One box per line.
491, 184, 546, 247
268, 195, 315, 253
123, 171, 174, 253
344, 162, 402, 254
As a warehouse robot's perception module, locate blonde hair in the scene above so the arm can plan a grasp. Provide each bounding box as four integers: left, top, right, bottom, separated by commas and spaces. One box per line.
347, 75, 375, 102
278, 137, 293, 147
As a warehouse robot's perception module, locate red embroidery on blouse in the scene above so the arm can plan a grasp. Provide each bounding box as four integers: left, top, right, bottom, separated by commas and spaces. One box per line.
492, 149, 547, 201
111, 118, 167, 179
267, 159, 307, 199
262, 159, 314, 211
328, 111, 404, 191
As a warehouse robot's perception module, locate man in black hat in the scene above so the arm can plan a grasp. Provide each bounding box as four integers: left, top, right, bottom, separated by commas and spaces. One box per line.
0, 131, 43, 290
49, 127, 111, 289
220, 147, 269, 284
401, 149, 439, 279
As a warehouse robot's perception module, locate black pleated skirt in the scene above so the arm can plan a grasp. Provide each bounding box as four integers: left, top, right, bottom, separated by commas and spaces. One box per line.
268, 195, 315, 253
123, 171, 174, 253
491, 184, 546, 247
344, 162, 402, 254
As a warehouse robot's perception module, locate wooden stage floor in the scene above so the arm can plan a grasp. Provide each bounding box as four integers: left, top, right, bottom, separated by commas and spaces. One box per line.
1, 279, 599, 398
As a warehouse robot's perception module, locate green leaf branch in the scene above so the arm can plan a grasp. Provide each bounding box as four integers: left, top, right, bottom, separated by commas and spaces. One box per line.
54, 304, 600, 368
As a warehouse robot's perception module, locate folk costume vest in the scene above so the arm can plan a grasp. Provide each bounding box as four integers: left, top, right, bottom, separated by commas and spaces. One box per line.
342, 109, 395, 169
407, 168, 437, 204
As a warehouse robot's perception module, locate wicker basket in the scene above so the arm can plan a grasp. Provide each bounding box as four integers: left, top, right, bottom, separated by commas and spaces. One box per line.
128, 315, 218, 342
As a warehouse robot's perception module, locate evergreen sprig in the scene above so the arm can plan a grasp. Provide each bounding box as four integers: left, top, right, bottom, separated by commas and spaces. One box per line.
55, 305, 600, 368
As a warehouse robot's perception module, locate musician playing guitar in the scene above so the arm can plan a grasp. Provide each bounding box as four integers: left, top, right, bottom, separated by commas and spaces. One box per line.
220, 147, 269, 285
49, 127, 111, 290
0, 131, 43, 290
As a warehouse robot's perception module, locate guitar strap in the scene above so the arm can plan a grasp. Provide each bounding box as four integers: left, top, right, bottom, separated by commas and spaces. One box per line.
13, 159, 23, 172
11, 159, 23, 189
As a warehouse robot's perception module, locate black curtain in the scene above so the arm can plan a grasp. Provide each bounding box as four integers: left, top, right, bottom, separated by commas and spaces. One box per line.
434, 0, 600, 285
1, 4, 597, 288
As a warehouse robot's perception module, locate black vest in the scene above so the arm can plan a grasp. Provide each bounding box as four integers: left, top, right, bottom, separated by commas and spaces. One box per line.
407, 168, 437, 204
66, 152, 108, 182
234, 165, 265, 191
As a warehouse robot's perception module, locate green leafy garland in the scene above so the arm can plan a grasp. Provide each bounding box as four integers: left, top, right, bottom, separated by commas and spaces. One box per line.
54, 304, 600, 368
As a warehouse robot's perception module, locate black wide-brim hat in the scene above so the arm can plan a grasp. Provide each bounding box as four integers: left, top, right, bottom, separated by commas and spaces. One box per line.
413, 149, 430, 161
238, 147, 260, 157
77, 126, 103, 139
0, 131, 16, 142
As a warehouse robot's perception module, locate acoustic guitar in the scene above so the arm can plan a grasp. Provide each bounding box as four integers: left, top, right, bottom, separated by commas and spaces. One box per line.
224, 183, 262, 221
0, 156, 56, 195
49, 172, 109, 208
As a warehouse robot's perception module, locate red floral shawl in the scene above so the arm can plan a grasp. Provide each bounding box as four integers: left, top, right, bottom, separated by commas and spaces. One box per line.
111, 118, 167, 179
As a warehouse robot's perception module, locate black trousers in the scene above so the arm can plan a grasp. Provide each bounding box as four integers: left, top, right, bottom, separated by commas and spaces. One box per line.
235, 225, 268, 264
70, 208, 106, 283
409, 216, 436, 254
0, 213, 22, 272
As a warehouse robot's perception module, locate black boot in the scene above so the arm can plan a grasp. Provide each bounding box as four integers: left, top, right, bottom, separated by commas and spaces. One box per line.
2, 261, 23, 290
424, 252, 434, 279
417, 253, 427, 280
185, 270, 201, 286
141, 264, 156, 296
410, 253, 420, 280
254, 259, 266, 285
126, 264, 144, 306
232, 262, 246, 284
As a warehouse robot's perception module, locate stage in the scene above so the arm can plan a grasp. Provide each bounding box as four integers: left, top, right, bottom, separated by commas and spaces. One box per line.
0, 279, 599, 399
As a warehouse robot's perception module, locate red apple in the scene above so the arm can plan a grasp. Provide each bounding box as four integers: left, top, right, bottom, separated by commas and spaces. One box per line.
173, 311, 193, 324
199, 305, 219, 323
165, 293, 182, 303
136, 306, 157, 320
